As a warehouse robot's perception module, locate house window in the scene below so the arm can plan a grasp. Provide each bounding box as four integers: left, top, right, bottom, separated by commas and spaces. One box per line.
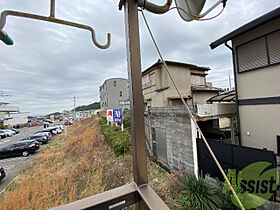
236, 29, 280, 72
120, 91, 122, 97
191, 75, 205, 86
120, 100, 130, 105
142, 75, 151, 89
147, 99, 151, 107
113, 81, 116, 87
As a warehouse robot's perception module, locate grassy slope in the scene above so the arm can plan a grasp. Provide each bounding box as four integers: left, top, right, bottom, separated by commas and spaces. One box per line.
0, 117, 181, 209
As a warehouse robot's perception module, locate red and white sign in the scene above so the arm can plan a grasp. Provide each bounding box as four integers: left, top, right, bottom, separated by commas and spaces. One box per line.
106, 109, 113, 122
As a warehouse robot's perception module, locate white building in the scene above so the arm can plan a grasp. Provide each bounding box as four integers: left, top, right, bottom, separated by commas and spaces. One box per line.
0, 102, 29, 127
99, 78, 130, 109
4, 112, 29, 127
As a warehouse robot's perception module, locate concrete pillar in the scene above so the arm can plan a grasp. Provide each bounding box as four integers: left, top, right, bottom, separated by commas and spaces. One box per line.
191, 119, 199, 178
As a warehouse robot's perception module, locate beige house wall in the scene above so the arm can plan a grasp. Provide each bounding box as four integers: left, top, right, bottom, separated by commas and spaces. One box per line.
239, 104, 280, 152
192, 91, 218, 105
232, 18, 280, 100
236, 65, 280, 99
219, 118, 231, 129
143, 64, 192, 107
232, 18, 280, 153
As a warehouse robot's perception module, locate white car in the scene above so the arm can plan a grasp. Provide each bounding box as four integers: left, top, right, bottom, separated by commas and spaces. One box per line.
45, 127, 57, 135
2, 129, 13, 137
7, 129, 16, 135
58, 125, 64, 130
34, 132, 52, 140
56, 126, 62, 134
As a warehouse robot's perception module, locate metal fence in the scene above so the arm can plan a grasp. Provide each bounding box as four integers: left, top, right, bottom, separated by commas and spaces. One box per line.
196, 138, 277, 181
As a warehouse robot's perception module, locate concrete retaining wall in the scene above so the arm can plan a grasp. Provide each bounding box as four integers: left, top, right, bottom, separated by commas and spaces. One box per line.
145, 106, 194, 173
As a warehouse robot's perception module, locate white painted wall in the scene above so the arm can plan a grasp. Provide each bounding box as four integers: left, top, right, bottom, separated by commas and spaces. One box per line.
4, 112, 29, 127
196, 104, 236, 117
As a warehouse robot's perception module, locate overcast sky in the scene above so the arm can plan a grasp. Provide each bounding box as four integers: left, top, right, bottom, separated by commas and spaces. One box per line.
0, 0, 279, 115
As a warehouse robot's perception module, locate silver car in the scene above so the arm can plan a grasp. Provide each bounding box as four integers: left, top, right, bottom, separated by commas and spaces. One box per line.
2, 129, 13, 137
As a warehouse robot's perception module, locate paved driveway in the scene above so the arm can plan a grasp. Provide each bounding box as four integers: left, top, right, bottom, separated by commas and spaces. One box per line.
0, 126, 57, 193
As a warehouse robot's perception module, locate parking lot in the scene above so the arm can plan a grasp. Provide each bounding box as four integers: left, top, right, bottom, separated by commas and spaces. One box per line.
0, 126, 57, 193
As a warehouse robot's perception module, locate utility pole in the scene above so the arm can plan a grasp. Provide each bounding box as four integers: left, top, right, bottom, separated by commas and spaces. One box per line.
73, 96, 76, 121
229, 74, 232, 91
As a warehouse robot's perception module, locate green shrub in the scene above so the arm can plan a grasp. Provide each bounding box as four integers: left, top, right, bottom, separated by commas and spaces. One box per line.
177, 174, 223, 210
213, 177, 241, 210
222, 193, 241, 210
0, 123, 5, 129
123, 118, 131, 129
99, 119, 131, 156
174, 194, 190, 207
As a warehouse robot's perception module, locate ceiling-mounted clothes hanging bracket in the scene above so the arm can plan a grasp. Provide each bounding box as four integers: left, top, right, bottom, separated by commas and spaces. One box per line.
0, 0, 111, 49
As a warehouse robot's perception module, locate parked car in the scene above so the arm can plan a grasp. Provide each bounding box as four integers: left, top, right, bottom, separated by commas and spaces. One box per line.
21, 135, 48, 144
0, 140, 40, 158
11, 128, 20, 134
64, 121, 71, 126
57, 125, 64, 130
6, 129, 16, 135
0, 130, 7, 139
2, 129, 13, 137
43, 127, 57, 136
0, 167, 5, 182
56, 126, 62, 134
34, 131, 52, 141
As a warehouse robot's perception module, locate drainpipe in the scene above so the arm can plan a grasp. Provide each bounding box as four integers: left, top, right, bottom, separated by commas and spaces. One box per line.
224, 41, 242, 146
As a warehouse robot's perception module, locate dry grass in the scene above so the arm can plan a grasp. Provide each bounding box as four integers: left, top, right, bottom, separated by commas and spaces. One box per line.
0, 117, 181, 209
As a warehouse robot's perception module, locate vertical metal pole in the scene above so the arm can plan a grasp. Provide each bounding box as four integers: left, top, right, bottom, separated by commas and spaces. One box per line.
124, 0, 148, 186
229, 74, 231, 90
230, 117, 235, 144
73, 96, 76, 121
50, 0, 55, 18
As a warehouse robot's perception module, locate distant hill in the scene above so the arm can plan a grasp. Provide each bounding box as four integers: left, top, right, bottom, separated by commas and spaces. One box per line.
72, 102, 100, 112
45, 112, 62, 117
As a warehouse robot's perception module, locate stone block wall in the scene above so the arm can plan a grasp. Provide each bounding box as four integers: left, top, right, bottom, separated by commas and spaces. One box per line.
144, 106, 194, 173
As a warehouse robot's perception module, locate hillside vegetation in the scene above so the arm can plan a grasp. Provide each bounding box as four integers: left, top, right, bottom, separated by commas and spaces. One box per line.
72, 102, 100, 111
0, 117, 181, 209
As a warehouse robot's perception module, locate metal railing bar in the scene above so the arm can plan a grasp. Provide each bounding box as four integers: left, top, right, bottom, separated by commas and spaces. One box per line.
137, 184, 170, 210
49, 183, 139, 210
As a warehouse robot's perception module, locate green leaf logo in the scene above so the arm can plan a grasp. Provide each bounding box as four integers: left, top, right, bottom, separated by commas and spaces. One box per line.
223, 161, 279, 209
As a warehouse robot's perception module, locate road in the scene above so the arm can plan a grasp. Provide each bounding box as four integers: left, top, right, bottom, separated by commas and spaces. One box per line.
0, 126, 57, 193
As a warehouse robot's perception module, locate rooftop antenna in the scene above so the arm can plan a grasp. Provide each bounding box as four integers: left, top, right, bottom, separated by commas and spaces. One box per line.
0, 0, 111, 49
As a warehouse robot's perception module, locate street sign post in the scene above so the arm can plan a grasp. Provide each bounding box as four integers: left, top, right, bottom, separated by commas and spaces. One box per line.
113, 109, 123, 131
106, 109, 113, 126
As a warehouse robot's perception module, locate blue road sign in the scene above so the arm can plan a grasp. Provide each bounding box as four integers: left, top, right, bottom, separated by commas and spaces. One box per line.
113, 109, 123, 124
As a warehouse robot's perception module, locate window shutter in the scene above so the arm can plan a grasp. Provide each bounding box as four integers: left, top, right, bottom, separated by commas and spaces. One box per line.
237, 37, 268, 72
267, 30, 280, 64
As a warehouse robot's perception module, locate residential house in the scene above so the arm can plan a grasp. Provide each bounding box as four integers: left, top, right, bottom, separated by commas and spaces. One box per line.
142, 61, 236, 173
210, 7, 280, 153
142, 60, 222, 109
